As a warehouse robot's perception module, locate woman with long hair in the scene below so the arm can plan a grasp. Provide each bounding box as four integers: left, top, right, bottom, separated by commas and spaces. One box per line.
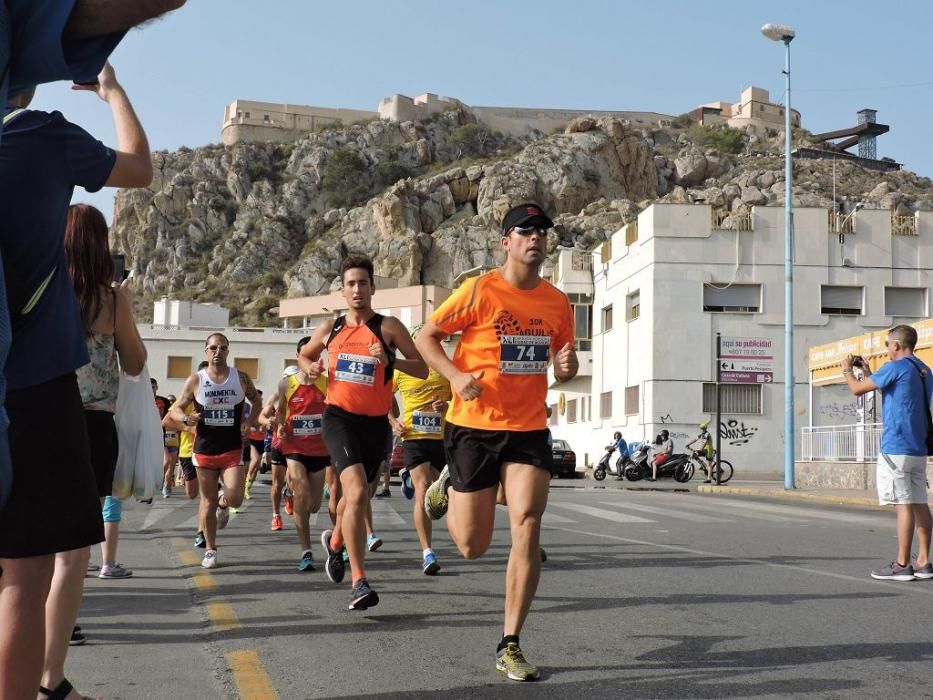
37, 203, 147, 697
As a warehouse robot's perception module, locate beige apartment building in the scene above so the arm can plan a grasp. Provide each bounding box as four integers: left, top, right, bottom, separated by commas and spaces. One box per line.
695, 86, 801, 131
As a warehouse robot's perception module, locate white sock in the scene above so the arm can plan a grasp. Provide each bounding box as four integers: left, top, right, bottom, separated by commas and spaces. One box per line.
423, 548, 434, 558
302, 549, 312, 557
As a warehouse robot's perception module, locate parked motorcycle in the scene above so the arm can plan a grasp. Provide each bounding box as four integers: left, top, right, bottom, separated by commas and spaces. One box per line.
623, 443, 693, 483
592, 446, 624, 481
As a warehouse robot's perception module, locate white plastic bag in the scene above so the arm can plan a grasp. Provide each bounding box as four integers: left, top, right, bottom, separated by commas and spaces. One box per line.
113, 365, 164, 501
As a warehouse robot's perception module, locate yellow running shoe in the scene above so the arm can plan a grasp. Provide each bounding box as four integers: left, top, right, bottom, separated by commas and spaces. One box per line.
496, 643, 540, 682
423, 465, 450, 520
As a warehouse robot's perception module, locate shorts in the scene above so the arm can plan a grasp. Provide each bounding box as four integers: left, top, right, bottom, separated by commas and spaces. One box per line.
322, 405, 390, 483
249, 438, 265, 453
284, 453, 329, 474
193, 449, 243, 470
85, 409, 118, 498
877, 453, 929, 505
654, 453, 670, 466
164, 444, 179, 454
270, 447, 286, 467
0, 372, 104, 558
444, 424, 552, 493
179, 457, 197, 482
404, 439, 446, 472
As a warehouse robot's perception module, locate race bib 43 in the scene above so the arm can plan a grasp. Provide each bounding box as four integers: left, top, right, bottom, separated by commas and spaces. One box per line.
335, 353, 377, 386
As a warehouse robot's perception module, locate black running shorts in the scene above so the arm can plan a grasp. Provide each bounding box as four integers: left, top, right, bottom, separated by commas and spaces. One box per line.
403, 439, 446, 472
85, 409, 118, 498
270, 446, 286, 466
179, 457, 197, 482
443, 424, 552, 493
284, 453, 329, 474
249, 438, 265, 453
0, 373, 104, 558
322, 405, 390, 483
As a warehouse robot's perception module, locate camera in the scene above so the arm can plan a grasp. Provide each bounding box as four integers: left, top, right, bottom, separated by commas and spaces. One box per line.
850, 355, 866, 368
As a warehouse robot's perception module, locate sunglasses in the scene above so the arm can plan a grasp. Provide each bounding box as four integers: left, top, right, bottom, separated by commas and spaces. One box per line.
207, 344, 229, 352
511, 225, 545, 236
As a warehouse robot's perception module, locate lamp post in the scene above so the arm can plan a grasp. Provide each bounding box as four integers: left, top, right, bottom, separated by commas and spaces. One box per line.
761, 22, 796, 490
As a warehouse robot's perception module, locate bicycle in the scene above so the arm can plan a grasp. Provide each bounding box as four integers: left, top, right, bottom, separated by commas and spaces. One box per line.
685, 449, 734, 484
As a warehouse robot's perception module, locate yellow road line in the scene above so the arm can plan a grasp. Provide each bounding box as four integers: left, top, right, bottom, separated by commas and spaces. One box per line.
178, 550, 202, 567
170, 536, 189, 549
192, 572, 218, 591
207, 601, 241, 630
227, 650, 279, 700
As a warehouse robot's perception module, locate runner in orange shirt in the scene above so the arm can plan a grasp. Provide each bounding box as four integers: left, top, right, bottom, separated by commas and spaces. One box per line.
298, 255, 426, 610
417, 203, 578, 682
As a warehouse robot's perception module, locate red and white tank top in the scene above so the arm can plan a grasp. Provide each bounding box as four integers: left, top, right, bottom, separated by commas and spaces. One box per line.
279, 374, 328, 456
194, 368, 245, 455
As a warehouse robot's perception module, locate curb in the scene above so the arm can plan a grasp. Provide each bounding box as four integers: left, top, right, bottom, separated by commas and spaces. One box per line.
696, 484, 881, 509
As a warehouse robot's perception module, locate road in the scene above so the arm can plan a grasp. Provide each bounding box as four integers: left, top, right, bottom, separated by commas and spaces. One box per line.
68, 477, 933, 699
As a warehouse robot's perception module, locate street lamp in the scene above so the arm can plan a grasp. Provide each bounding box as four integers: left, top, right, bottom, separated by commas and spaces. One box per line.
761, 22, 796, 490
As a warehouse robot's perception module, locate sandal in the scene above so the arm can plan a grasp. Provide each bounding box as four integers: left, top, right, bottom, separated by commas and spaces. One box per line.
38, 678, 98, 699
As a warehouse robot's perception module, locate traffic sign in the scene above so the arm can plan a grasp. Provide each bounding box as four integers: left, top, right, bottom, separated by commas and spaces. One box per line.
720, 359, 773, 374
721, 371, 773, 384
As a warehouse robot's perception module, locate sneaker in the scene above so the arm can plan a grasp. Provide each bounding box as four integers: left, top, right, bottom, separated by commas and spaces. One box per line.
194, 531, 206, 548
375, 488, 390, 498
161, 484, 171, 498
400, 468, 415, 500
870, 561, 915, 581
342, 548, 349, 563
216, 505, 230, 530
323, 482, 330, 500
271, 514, 283, 531
367, 532, 383, 552
910, 554, 933, 580
283, 489, 294, 516
540, 548, 547, 563
69, 627, 87, 646
298, 551, 315, 572
244, 480, 253, 500
496, 642, 540, 682
424, 464, 451, 520
201, 549, 218, 569
422, 552, 440, 575
348, 578, 379, 610
321, 529, 345, 583
99, 563, 133, 579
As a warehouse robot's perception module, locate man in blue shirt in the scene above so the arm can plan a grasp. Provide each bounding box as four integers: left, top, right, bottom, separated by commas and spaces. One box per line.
843, 324, 933, 582
0, 3, 183, 698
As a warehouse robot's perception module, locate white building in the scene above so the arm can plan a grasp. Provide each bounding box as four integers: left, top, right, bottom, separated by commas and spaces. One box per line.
153, 298, 230, 328
547, 203, 932, 476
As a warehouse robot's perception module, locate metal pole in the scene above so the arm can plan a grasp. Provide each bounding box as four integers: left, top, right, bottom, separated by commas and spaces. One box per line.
716, 332, 722, 485
783, 37, 796, 490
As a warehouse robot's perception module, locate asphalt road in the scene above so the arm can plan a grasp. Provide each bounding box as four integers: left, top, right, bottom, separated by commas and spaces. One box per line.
67, 476, 933, 699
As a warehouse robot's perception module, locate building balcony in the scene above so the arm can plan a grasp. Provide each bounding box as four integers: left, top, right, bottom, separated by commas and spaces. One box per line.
552, 250, 595, 295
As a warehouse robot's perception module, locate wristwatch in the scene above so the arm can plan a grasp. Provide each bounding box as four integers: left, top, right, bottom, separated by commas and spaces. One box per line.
842, 368, 852, 377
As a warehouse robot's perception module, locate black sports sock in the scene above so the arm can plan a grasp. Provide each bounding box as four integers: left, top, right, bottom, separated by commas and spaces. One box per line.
497, 635, 519, 652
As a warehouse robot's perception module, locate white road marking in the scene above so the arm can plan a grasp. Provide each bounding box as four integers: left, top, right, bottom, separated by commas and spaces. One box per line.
549, 502, 655, 524
603, 501, 732, 523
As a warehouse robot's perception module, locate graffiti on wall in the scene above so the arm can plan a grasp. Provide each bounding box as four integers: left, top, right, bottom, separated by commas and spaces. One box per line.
719, 418, 758, 446
659, 414, 674, 424
819, 402, 859, 421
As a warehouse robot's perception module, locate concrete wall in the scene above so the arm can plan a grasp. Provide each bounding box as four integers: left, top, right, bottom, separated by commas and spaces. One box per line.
470, 106, 675, 137
153, 299, 229, 328
221, 99, 377, 145
547, 203, 932, 474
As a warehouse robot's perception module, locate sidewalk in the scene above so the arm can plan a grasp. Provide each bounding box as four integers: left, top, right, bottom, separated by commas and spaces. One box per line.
697, 480, 881, 509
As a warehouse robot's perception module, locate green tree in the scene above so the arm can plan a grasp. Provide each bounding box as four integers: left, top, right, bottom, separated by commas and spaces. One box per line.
688, 125, 745, 155
374, 146, 413, 188
450, 123, 494, 158
322, 147, 369, 208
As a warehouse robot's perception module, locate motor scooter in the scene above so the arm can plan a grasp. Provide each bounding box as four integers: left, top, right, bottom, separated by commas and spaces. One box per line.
592, 446, 625, 481
624, 443, 693, 482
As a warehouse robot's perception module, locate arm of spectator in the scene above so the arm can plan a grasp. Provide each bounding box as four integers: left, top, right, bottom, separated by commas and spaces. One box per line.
64, 0, 186, 40
72, 62, 152, 188
113, 279, 147, 375
842, 354, 879, 397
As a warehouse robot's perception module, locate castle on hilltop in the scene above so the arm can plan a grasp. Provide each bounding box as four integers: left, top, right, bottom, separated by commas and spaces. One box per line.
221, 91, 676, 145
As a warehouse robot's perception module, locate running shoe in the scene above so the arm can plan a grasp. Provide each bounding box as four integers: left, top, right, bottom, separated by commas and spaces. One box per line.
99, 563, 133, 579
283, 489, 294, 516
367, 533, 383, 552
194, 530, 206, 548
424, 464, 451, 520
69, 627, 86, 646
400, 468, 415, 500
201, 549, 218, 569
375, 488, 390, 498
244, 479, 253, 500
298, 551, 315, 572
540, 548, 547, 563
161, 485, 171, 499
323, 482, 330, 500
910, 554, 933, 580
342, 548, 349, 563
496, 642, 540, 682
271, 514, 283, 531
321, 529, 345, 583
870, 561, 915, 581
422, 552, 440, 575
348, 578, 379, 610
216, 505, 230, 530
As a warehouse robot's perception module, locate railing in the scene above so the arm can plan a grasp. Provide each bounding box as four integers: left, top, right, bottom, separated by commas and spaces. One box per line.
828, 211, 856, 234
571, 251, 593, 272
801, 423, 882, 461
891, 214, 917, 236
624, 220, 638, 246
712, 208, 752, 232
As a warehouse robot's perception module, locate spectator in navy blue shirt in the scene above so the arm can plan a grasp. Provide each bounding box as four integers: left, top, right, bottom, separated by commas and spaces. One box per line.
0, 3, 180, 688
843, 324, 933, 582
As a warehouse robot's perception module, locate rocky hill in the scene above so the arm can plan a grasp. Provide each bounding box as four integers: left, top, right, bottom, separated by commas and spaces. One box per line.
113, 107, 933, 325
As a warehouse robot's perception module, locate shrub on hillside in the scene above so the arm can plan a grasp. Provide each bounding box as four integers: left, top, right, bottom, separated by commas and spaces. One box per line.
687, 125, 744, 155
322, 147, 369, 208
374, 145, 413, 188
450, 123, 494, 158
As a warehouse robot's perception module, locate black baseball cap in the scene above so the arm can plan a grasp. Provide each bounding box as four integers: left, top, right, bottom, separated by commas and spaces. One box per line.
500, 203, 554, 234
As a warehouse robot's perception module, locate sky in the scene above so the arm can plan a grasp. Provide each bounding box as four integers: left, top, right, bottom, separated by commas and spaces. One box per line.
32, 0, 933, 221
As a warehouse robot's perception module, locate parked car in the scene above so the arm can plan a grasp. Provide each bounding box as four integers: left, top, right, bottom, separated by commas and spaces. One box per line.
389, 440, 405, 475
551, 439, 581, 478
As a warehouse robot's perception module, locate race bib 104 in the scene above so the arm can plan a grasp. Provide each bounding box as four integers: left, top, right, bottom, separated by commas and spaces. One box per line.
292, 414, 323, 436
203, 408, 234, 427
412, 410, 442, 434
499, 335, 550, 374
335, 353, 377, 386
